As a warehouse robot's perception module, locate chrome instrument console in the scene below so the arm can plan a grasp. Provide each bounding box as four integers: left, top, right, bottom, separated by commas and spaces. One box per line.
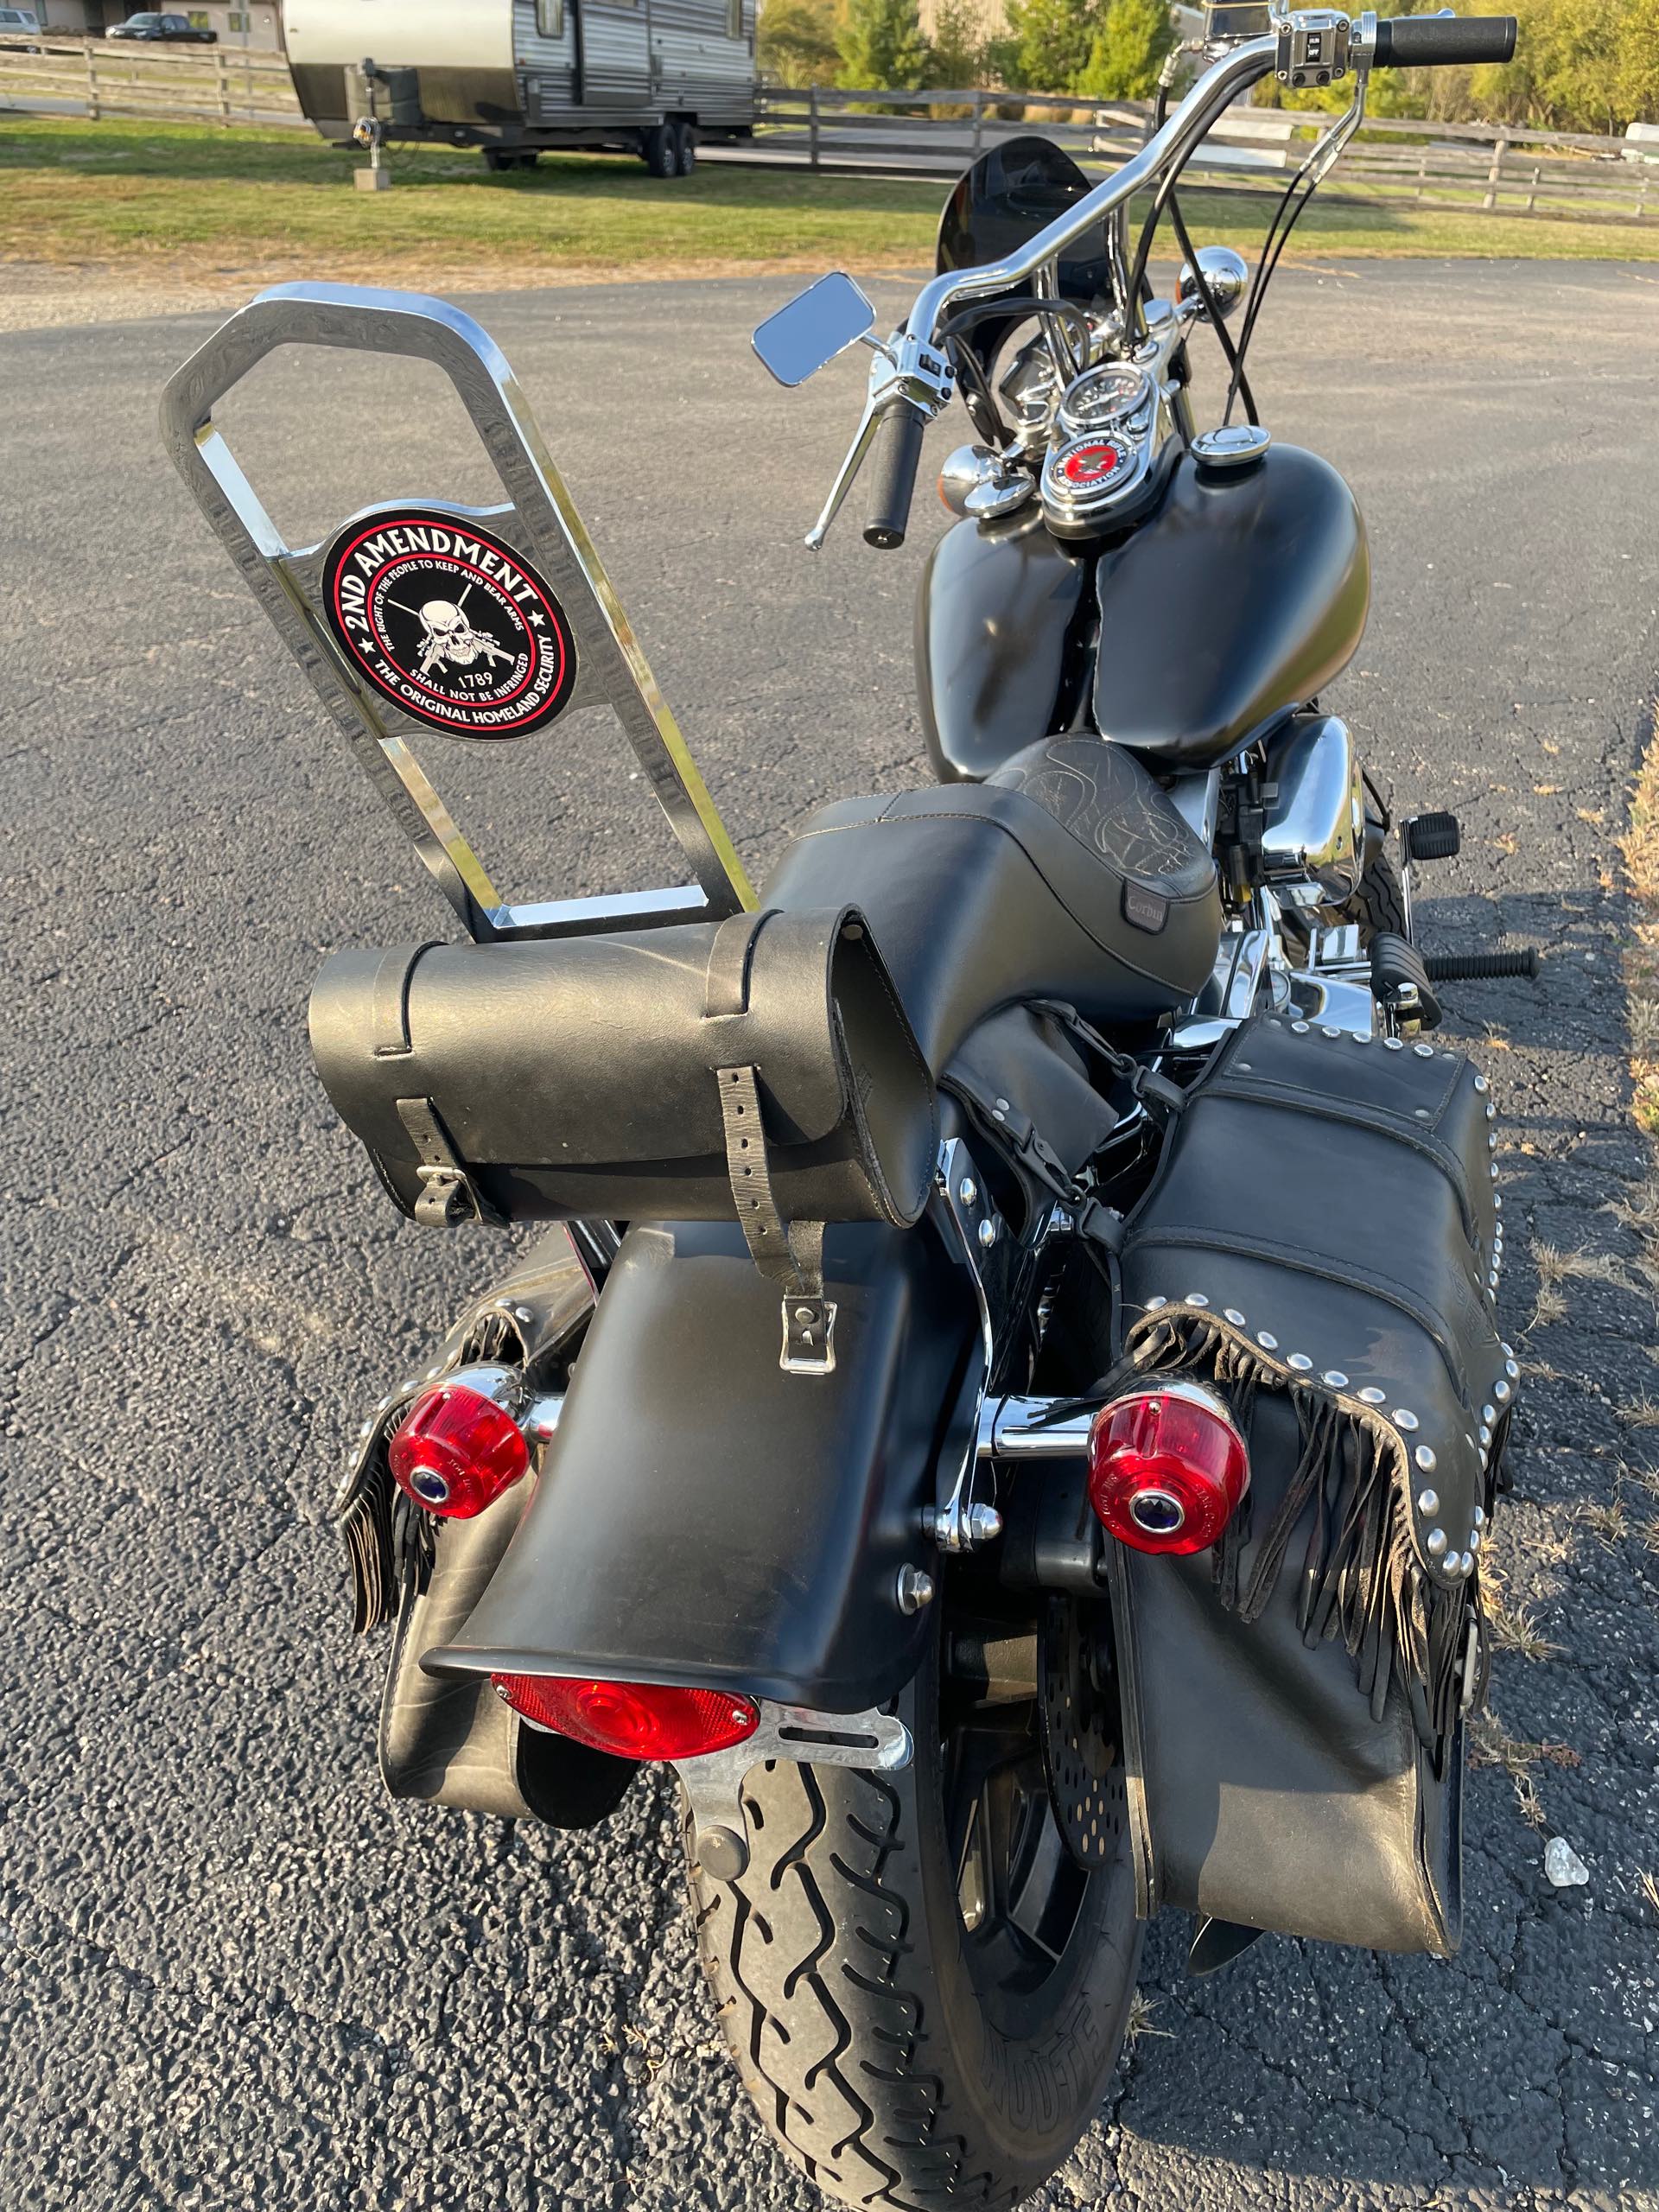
1040, 308, 1182, 541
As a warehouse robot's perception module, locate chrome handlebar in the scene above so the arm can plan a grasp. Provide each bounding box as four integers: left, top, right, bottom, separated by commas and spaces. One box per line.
807, 13, 1389, 550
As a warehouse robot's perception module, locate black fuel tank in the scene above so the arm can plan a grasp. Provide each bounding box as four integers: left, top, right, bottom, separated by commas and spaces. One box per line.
1092, 443, 1370, 767
917, 505, 1090, 783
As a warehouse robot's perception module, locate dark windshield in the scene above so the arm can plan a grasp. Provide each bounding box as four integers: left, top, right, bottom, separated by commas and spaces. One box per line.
937, 136, 1110, 305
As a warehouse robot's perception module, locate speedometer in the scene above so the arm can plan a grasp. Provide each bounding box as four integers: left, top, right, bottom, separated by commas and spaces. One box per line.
1058, 365, 1154, 434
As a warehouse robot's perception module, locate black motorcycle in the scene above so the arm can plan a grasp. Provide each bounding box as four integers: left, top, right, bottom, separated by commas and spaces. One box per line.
166, 10, 1531, 2208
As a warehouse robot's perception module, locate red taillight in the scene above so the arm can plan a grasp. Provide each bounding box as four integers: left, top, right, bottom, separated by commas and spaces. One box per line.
492, 1675, 760, 1762
388, 1381, 530, 1519
1087, 1383, 1249, 1556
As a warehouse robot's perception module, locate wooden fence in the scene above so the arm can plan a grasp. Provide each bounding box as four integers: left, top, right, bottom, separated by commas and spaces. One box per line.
0, 38, 304, 128
2, 43, 1654, 225
756, 86, 1659, 227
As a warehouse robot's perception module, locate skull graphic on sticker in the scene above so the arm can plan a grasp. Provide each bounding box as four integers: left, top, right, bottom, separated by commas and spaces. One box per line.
321, 504, 577, 739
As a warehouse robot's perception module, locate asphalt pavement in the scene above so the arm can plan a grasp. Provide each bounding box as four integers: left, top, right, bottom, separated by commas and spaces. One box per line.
3, 259, 1658, 2212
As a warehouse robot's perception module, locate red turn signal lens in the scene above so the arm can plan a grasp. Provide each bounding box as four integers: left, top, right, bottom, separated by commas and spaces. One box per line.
388, 1382, 530, 1519
492, 1675, 760, 1762
1087, 1384, 1249, 1556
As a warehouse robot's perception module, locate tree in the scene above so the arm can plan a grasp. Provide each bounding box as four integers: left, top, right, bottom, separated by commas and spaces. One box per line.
1001, 0, 1102, 95
759, 0, 843, 88
927, 0, 986, 92
836, 0, 931, 90
1076, 0, 1173, 100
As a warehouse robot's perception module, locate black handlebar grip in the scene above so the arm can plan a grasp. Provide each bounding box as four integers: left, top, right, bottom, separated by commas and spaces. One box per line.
1373, 15, 1516, 68
863, 402, 927, 550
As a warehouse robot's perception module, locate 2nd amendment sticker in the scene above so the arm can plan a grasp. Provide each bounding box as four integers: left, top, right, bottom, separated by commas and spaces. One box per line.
321, 505, 577, 739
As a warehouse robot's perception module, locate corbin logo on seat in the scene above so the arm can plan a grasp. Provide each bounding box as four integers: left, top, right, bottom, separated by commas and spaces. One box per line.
321, 503, 577, 739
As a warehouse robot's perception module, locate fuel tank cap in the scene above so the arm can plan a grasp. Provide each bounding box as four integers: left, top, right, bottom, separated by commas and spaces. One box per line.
1192, 423, 1272, 472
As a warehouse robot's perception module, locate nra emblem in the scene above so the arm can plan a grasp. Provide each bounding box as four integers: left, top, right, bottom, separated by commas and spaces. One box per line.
321, 505, 576, 739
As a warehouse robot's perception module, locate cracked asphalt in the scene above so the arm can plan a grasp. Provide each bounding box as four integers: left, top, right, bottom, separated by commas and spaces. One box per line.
3, 258, 1658, 2212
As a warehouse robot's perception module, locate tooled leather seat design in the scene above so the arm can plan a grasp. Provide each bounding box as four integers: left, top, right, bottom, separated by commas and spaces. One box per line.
760, 734, 1222, 1072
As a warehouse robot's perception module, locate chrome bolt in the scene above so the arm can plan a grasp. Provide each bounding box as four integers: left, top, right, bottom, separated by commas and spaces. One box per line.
1185, 1292, 1210, 1308
1468, 1529, 1482, 1554
1415, 1446, 1437, 1473
1417, 1487, 1440, 1516
1414, 1042, 1434, 1058
1257, 1331, 1279, 1351
1224, 1308, 1246, 1326
1483, 1403, 1496, 1427
958, 1176, 977, 1207
1146, 1294, 1169, 1312
1474, 1074, 1489, 1094
1394, 1408, 1420, 1432
1384, 1037, 1404, 1051
1288, 1353, 1313, 1372
1479, 1424, 1492, 1449
1427, 1527, 1448, 1557
1323, 1370, 1349, 1389
1474, 1504, 1486, 1529
1359, 1387, 1385, 1405
1495, 1379, 1510, 1405
963, 1503, 1004, 1546
896, 1564, 936, 1616
977, 1217, 998, 1249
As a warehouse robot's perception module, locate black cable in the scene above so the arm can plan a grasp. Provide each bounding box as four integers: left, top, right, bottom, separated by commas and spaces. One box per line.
1222, 117, 1334, 425
1123, 70, 1256, 329
938, 293, 1095, 359
1151, 79, 1258, 427
945, 333, 1007, 447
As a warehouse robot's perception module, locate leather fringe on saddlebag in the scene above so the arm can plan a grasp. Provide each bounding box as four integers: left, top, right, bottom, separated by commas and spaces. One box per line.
308, 904, 938, 1246
1104, 1014, 1516, 1956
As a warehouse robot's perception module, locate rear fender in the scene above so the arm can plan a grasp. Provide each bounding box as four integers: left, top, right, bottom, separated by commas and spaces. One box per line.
423, 1217, 981, 1712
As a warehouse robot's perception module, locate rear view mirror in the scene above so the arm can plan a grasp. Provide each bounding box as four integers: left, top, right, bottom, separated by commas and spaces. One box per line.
752, 272, 876, 388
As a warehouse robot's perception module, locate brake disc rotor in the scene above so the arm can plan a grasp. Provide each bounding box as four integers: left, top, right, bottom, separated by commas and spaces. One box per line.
1038, 1592, 1125, 1871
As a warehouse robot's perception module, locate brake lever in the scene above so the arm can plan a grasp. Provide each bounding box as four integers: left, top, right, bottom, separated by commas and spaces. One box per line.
805, 391, 887, 552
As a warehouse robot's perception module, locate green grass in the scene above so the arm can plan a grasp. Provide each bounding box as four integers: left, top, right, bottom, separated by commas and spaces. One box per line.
3, 115, 1657, 286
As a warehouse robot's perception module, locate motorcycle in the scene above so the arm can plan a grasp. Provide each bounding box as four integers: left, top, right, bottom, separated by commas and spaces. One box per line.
163, 9, 1534, 2207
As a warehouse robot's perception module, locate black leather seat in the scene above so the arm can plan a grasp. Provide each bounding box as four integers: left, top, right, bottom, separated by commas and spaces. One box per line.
761, 735, 1223, 1073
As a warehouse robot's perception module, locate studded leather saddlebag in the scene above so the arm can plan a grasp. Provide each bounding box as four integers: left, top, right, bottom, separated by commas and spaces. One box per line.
1103, 1015, 1514, 1956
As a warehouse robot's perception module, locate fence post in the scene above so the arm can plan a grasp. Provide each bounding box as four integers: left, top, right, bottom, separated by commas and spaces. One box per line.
808, 86, 819, 170
1481, 131, 1508, 212
216, 49, 232, 124
970, 87, 982, 162
85, 41, 98, 121
1526, 162, 1539, 214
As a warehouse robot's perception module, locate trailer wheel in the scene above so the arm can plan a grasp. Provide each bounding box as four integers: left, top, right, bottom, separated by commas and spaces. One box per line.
642, 124, 677, 179
672, 122, 697, 175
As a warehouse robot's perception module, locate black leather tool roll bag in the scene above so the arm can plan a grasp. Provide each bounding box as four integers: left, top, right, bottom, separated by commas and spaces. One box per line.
308, 904, 938, 1234
1104, 1014, 1515, 1956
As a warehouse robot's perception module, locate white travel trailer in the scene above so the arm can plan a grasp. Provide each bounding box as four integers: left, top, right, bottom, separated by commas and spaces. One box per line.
282, 0, 757, 175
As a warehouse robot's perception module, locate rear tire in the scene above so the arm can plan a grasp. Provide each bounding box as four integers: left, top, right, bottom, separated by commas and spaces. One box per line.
685, 1612, 1141, 2209
672, 120, 697, 175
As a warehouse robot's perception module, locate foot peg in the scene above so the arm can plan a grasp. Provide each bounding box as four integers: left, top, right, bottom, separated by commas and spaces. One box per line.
1370, 931, 1441, 1032
1422, 949, 1540, 983
1402, 811, 1461, 863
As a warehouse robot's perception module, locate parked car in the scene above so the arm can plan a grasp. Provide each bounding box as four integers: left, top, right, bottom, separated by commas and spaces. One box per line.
108, 11, 218, 39
0, 5, 44, 44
